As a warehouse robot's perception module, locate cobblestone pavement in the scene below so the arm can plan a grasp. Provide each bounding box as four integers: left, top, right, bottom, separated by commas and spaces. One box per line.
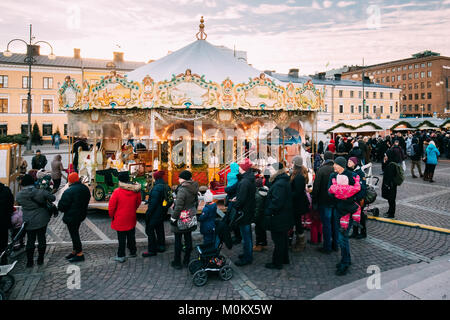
5, 159, 450, 300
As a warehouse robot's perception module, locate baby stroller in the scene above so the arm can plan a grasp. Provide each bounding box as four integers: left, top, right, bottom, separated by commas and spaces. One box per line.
0, 222, 26, 300
188, 218, 234, 287
361, 163, 380, 217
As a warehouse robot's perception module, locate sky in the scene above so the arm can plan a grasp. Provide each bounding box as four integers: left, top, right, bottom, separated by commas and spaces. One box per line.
0, 0, 449, 75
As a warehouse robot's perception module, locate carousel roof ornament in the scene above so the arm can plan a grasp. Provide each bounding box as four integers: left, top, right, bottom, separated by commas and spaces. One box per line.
196, 16, 207, 40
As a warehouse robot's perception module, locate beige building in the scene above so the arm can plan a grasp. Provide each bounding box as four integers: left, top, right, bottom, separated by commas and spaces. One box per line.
0, 48, 145, 141
269, 70, 401, 122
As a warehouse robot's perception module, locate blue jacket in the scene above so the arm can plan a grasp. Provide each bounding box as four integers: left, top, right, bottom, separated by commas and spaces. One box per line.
198, 202, 217, 235
426, 143, 440, 165
226, 162, 239, 187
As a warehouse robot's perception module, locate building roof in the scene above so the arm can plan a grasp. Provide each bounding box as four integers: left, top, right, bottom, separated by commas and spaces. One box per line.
126, 39, 277, 84
0, 52, 145, 71
270, 72, 398, 90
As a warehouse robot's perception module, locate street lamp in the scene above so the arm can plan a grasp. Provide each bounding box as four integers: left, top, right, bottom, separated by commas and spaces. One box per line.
3, 24, 55, 154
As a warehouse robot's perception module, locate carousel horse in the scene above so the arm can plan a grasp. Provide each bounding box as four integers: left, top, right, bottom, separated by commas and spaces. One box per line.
77, 145, 103, 184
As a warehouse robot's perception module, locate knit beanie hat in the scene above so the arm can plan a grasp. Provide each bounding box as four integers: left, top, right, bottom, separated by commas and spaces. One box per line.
204, 190, 214, 203
324, 151, 334, 161
20, 174, 34, 187
153, 171, 165, 180
179, 170, 192, 181
239, 158, 252, 172
334, 156, 347, 169
349, 157, 359, 166
118, 171, 130, 183
292, 156, 303, 168
68, 172, 79, 184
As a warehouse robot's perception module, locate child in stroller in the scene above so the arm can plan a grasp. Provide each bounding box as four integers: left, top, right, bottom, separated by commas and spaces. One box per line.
188, 218, 234, 287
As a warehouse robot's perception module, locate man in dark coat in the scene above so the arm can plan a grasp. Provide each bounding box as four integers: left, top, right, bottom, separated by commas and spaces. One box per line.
410, 137, 423, 178
265, 162, 294, 270
382, 150, 398, 219
0, 183, 14, 265
390, 139, 406, 164
328, 156, 359, 276
58, 172, 91, 262
232, 158, 256, 266
31, 150, 47, 170
142, 171, 168, 257
312, 151, 338, 254
348, 141, 364, 164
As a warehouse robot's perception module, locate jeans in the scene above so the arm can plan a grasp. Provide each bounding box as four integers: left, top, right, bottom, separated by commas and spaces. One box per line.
271, 231, 289, 267
117, 228, 137, 257
67, 221, 82, 253
26, 226, 47, 251
338, 220, 353, 267
174, 232, 192, 264
331, 208, 340, 250
146, 221, 165, 253
319, 206, 336, 251
239, 224, 253, 263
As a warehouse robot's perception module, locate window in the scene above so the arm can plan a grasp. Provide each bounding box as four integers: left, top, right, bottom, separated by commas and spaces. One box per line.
414, 83, 418, 89
365, 105, 369, 114
428, 71, 432, 77
396, 103, 398, 112
398, 67, 401, 72
0, 75, 8, 88
403, 84, 406, 89
358, 105, 362, 113
373, 106, 377, 113
403, 66, 407, 70
366, 91, 369, 99
390, 105, 393, 113
386, 76, 390, 83
427, 92, 432, 99
64, 124, 68, 136
414, 72, 419, 79
421, 93, 425, 99
421, 63, 425, 68
415, 105, 419, 111
428, 62, 432, 67
43, 77, 53, 89
408, 84, 413, 90
21, 124, 29, 135
380, 92, 384, 99
409, 65, 413, 69
358, 91, 362, 98
339, 90, 343, 98
42, 124, 52, 136
398, 75, 401, 81
373, 92, 377, 99
350, 91, 354, 98
428, 104, 431, 111
402, 74, 406, 80
409, 94, 413, 100
22, 98, 32, 113
421, 82, 425, 89
0, 98, 7, 113
380, 106, 384, 114
0, 124, 7, 136
408, 105, 412, 111
415, 93, 419, 100
415, 64, 419, 69
339, 105, 343, 113
427, 81, 432, 88
382, 70, 385, 74
351, 105, 354, 113
390, 93, 393, 99
408, 73, 412, 79
403, 105, 407, 112
421, 72, 425, 78
22, 76, 32, 88
43, 99, 53, 113
392, 76, 395, 82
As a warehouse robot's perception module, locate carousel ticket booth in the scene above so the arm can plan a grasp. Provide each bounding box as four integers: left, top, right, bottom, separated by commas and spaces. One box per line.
58, 17, 323, 206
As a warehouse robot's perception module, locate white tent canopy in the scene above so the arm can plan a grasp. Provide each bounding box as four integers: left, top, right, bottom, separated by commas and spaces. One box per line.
127, 39, 277, 84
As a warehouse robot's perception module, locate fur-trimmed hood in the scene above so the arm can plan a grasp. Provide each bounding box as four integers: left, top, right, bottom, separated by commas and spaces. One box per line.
119, 181, 141, 192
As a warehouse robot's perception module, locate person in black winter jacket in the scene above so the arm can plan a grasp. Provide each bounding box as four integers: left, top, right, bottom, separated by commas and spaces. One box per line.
289, 156, 309, 252
142, 171, 168, 257
265, 162, 294, 270
410, 137, 423, 178
0, 183, 14, 265
253, 177, 269, 251
231, 158, 256, 266
382, 150, 398, 219
348, 142, 364, 164
58, 172, 91, 263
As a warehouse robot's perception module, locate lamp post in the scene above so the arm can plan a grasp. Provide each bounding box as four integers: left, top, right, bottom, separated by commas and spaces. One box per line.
352, 59, 371, 120
3, 24, 55, 154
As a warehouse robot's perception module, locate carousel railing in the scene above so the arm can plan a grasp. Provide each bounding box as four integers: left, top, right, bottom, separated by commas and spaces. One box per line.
216, 149, 258, 185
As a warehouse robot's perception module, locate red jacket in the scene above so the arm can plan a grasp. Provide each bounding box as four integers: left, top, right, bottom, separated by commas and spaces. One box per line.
108, 182, 142, 231
327, 143, 336, 153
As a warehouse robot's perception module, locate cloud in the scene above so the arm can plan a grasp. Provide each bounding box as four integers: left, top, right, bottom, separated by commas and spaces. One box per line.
311, 0, 321, 9
251, 3, 308, 14
322, 1, 333, 9
337, 1, 355, 8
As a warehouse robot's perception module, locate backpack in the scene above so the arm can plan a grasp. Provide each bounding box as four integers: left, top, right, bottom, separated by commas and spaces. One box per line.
162, 184, 174, 208
364, 186, 377, 204
392, 163, 405, 186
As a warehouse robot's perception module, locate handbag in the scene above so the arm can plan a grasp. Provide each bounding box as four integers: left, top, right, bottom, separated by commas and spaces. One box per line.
177, 208, 197, 231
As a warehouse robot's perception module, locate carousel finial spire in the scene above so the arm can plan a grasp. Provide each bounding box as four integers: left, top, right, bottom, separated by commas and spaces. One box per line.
196, 16, 207, 40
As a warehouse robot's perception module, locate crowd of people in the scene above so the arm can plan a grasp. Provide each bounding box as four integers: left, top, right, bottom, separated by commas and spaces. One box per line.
0, 128, 448, 277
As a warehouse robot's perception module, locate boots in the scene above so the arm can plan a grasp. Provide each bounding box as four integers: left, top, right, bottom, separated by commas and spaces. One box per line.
26, 248, 35, 268
292, 233, 306, 252
37, 247, 46, 265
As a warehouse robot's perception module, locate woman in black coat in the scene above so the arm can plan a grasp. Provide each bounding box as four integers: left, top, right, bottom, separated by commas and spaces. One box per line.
382, 150, 398, 219
143, 171, 168, 257
265, 162, 294, 270
289, 157, 309, 252
0, 183, 14, 265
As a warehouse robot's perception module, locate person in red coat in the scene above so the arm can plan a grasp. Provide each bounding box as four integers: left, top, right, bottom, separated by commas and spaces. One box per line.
327, 140, 336, 153
108, 171, 142, 263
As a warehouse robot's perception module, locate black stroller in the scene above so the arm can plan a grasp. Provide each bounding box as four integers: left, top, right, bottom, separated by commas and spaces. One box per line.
0, 222, 26, 300
188, 218, 234, 287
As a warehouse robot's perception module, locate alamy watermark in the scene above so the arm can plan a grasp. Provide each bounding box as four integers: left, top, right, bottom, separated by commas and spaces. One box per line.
67, 265, 81, 290
366, 265, 381, 290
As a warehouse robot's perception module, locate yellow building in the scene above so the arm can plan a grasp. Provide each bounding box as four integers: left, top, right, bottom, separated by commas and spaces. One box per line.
0, 48, 145, 140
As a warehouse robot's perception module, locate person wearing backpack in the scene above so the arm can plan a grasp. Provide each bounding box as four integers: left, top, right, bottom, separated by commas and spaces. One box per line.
143, 171, 170, 257
382, 150, 400, 219
409, 137, 423, 179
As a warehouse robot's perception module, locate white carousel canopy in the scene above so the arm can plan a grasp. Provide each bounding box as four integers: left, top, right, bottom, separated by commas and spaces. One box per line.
127, 39, 275, 84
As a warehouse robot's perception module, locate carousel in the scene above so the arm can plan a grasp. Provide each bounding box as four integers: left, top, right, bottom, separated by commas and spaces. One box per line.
58, 17, 323, 208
